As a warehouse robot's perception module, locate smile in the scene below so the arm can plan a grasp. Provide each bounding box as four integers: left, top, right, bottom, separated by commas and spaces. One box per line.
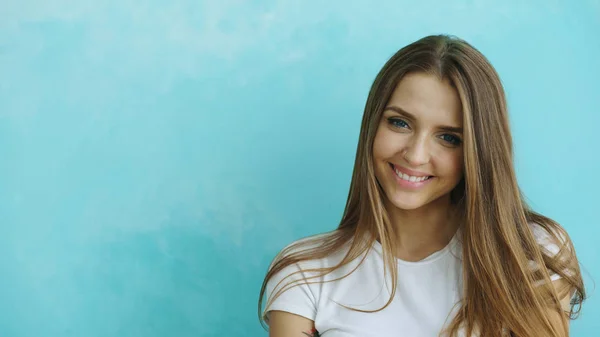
389, 163, 433, 183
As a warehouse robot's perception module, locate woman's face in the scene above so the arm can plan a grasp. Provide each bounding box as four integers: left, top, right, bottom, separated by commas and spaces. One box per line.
372, 72, 464, 211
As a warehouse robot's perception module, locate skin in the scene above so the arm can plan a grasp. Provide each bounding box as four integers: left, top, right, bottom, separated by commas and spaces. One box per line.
372, 72, 464, 261
268, 311, 316, 337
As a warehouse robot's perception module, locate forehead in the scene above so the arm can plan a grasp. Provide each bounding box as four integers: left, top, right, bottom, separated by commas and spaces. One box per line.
386, 72, 463, 125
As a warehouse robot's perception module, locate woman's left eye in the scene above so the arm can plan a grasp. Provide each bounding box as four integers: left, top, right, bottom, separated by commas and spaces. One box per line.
440, 134, 462, 145
388, 118, 409, 129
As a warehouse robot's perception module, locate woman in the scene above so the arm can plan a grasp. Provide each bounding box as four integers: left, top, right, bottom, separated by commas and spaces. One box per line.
257, 34, 585, 337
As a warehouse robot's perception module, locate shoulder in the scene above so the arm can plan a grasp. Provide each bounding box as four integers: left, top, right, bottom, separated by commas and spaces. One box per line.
526, 220, 583, 315
265, 229, 376, 294
527, 221, 572, 257
527, 220, 578, 284
269, 231, 355, 272
262, 232, 356, 323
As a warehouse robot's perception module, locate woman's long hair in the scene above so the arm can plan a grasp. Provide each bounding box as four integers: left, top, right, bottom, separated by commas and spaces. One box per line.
258, 34, 585, 336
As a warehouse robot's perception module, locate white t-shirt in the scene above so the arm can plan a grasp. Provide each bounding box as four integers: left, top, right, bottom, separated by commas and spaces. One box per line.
263, 223, 563, 337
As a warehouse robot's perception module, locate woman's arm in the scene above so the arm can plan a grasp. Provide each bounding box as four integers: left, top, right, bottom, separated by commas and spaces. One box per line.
546, 278, 575, 336
268, 311, 318, 337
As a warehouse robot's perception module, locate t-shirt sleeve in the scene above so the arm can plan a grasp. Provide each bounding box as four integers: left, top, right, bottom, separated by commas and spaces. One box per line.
528, 222, 572, 284
262, 261, 319, 325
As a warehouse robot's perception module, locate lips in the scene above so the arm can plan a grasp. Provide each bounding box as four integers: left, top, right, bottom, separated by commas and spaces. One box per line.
389, 163, 432, 180
389, 163, 433, 178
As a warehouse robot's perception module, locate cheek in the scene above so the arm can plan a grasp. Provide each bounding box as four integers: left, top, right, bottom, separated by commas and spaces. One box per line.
437, 151, 464, 178
372, 129, 395, 159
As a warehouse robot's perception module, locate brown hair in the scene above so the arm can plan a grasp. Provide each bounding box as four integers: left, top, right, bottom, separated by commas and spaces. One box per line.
258, 34, 585, 336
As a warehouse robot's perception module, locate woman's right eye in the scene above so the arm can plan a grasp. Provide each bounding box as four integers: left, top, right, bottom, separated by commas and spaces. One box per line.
387, 118, 409, 129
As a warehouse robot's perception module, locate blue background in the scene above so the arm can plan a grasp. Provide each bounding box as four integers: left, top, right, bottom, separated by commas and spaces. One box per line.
1, 1, 598, 336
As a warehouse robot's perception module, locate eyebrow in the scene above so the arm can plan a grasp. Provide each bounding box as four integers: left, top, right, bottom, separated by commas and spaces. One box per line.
384, 105, 463, 133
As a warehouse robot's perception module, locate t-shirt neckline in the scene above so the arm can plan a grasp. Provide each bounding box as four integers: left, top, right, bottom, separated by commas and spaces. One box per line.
370, 229, 460, 266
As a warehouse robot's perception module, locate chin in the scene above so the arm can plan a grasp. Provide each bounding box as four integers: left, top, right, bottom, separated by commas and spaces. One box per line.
389, 196, 428, 211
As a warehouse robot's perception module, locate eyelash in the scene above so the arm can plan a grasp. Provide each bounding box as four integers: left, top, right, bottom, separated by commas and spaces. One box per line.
386, 117, 462, 146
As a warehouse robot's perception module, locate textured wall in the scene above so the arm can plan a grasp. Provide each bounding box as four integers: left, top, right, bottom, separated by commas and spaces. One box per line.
1, 1, 598, 336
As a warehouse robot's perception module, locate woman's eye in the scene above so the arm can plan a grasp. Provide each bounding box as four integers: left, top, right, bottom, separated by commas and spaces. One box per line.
387, 118, 409, 129
441, 134, 462, 145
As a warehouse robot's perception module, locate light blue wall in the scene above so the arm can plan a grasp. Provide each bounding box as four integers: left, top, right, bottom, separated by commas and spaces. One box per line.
1, 1, 598, 336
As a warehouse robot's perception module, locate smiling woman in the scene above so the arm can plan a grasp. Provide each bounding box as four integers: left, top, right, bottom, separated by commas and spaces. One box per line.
258, 35, 586, 337
373, 72, 464, 213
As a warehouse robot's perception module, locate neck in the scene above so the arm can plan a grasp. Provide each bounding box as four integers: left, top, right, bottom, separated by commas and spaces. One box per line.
383, 195, 460, 262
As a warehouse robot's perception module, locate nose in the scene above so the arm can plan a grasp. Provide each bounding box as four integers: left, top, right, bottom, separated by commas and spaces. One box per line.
402, 135, 430, 166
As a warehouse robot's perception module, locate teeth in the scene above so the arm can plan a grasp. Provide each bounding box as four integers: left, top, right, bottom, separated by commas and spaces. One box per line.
394, 167, 429, 182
